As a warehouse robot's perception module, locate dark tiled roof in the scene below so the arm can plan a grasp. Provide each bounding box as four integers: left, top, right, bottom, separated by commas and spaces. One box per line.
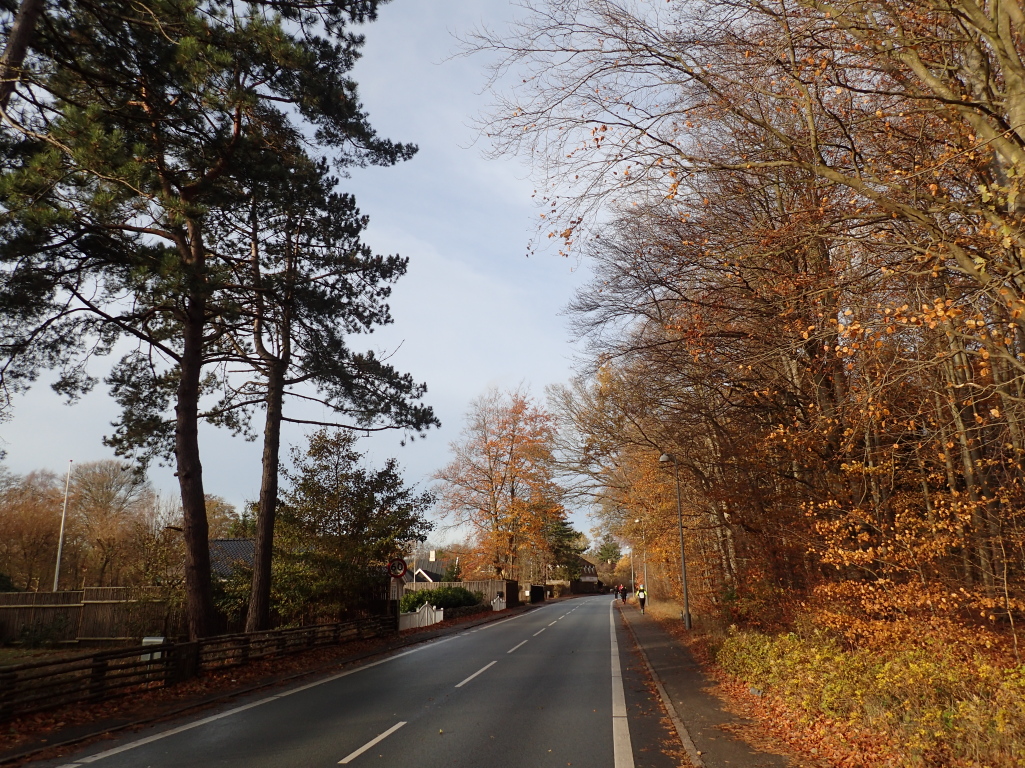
572, 553, 597, 574
414, 568, 444, 582
209, 539, 255, 578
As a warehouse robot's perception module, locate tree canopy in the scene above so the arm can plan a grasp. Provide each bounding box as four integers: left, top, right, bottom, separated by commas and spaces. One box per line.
0, 0, 421, 637
434, 388, 574, 581
476, 0, 1025, 655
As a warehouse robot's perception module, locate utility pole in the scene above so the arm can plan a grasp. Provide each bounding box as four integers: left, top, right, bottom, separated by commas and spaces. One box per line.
634, 518, 648, 593
660, 453, 692, 629
53, 459, 72, 591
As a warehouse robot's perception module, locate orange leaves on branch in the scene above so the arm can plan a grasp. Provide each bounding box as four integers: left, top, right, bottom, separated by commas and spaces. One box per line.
433, 389, 567, 580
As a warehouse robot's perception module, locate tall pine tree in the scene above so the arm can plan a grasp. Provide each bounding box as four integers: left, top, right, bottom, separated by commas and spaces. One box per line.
0, 0, 413, 637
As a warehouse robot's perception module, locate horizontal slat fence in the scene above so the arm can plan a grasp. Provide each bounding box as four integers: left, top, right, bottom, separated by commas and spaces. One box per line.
0, 592, 84, 606
0, 591, 84, 645
0, 615, 395, 722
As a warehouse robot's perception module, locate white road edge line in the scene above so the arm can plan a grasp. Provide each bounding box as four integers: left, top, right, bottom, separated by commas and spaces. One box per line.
455, 660, 497, 688
621, 612, 706, 768
338, 721, 406, 764
507, 640, 528, 654
611, 602, 635, 768
533, 627, 547, 636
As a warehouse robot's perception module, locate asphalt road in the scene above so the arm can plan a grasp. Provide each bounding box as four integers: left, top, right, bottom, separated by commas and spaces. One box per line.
37, 597, 671, 768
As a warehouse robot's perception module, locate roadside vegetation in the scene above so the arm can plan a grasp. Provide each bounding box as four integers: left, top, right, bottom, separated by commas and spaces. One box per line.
432, 388, 588, 584
717, 627, 1025, 767
470, 0, 1025, 764
399, 586, 484, 613
0, 0, 436, 641
0, 429, 433, 636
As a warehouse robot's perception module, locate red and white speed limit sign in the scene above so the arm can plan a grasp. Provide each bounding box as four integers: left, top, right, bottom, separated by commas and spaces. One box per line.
387, 558, 408, 579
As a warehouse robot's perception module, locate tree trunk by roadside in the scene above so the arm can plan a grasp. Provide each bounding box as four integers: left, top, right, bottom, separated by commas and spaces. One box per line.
246, 365, 284, 632
0, 0, 44, 110
175, 233, 215, 640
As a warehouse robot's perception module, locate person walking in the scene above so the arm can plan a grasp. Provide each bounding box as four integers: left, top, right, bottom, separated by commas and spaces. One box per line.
636, 584, 647, 614
620, 584, 627, 603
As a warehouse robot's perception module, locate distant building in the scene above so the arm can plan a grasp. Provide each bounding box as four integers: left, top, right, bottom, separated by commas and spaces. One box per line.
209, 539, 255, 579
546, 554, 602, 594
404, 567, 444, 584
578, 556, 599, 584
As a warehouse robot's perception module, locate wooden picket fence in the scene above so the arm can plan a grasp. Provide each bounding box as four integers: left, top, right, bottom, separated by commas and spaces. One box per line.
398, 603, 444, 630
0, 615, 395, 722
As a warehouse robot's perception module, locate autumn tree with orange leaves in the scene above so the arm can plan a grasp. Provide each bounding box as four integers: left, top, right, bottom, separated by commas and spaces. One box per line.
434, 389, 570, 581
474, 1, 1025, 761
475, 0, 1025, 632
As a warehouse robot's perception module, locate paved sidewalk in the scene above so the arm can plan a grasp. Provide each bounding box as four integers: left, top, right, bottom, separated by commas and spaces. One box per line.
618, 603, 790, 768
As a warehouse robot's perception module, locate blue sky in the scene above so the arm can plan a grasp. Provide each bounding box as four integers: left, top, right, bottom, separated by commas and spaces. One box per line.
0, 1, 592, 539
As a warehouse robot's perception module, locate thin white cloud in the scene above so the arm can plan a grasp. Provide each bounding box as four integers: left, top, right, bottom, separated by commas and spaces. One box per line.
1, 0, 591, 536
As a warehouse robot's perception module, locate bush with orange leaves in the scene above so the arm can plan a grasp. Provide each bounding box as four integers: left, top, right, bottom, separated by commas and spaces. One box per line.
717, 622, 1025, 767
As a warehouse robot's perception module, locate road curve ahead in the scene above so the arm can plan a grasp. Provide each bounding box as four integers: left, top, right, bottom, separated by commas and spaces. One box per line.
41, 597, 645, 768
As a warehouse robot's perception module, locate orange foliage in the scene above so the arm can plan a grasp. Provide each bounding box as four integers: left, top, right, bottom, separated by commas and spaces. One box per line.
433, 389, 567, 580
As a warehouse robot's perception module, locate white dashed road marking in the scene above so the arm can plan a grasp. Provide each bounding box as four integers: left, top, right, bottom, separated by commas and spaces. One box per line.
338, 721, 406, 764
455, 661, 497, 688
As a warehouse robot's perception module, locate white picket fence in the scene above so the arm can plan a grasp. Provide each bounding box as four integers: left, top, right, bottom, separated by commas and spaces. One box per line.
398, 602, 444, 631
491, 596, 506, 611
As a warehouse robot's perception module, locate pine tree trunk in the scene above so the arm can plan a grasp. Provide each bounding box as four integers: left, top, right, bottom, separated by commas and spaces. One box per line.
176, 233, 214, 640
246, 365, 284, 632
0, 0, 44, 109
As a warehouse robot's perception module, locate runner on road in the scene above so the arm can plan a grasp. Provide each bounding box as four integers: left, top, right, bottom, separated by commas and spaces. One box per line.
637, 585, 647, 614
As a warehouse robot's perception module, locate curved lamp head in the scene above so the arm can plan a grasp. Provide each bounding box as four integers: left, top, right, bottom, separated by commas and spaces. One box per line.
659, 453, 673, 464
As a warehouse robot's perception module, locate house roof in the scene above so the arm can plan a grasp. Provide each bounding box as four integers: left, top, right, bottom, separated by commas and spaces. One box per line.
402, 566, 444, 583
209, 539, 255, 578
571, 554, 597, 575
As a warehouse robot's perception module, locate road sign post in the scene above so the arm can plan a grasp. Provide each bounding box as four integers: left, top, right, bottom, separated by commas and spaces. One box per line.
386, 558, 407, 629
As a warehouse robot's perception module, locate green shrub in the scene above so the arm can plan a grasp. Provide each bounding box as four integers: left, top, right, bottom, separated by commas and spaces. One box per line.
716, 628, 1025, 766
400, 587, 483, 613
445, 603, 492, 620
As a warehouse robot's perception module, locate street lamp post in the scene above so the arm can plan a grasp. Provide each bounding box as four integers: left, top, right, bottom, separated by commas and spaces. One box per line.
659, 453, 692, 629
634, 518, 648, 592
53, 459, 72, 592
630, 549, 634, 595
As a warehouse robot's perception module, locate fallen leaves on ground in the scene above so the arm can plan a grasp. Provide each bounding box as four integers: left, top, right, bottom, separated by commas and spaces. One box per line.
650, 612, 905, 768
